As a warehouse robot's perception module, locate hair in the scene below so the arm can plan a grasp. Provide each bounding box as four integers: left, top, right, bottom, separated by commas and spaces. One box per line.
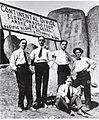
38, 36, 45, 42
67, 76, 73, 81
60, 40, 68, 45
20, 38, 27, 43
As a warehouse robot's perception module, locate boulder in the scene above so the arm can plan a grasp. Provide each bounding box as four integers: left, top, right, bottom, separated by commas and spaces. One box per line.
47, 8, 88, 56
3, 35, 38, 62
4, 35, 20, 61
87, 6, 99, 89
25, 43, 37, 57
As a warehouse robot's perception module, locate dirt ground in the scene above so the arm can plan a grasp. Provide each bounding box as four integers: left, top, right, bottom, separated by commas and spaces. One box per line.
0, 65, 99, 119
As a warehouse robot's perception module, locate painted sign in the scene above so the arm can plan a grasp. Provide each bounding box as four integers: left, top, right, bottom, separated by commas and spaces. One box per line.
0, 2, 61, 41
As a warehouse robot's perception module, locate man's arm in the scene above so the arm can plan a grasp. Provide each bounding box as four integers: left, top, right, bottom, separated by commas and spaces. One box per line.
86, 58, 97, 72
29, 51, 35, 74
10, 52, 17, 71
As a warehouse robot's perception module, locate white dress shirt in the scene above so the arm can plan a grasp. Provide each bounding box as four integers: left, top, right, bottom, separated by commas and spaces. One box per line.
52, 49, 71, 65
73, 56, 97, 73
30, 46, 51, 63
10, 48, 27, 71
57, 84, 79, 98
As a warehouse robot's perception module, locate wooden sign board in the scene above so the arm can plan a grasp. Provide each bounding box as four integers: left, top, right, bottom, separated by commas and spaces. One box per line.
0, 2, 61, 41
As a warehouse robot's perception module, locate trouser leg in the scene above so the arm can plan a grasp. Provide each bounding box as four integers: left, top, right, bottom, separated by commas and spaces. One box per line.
57, 65, 71, 88
25, 69, 33, 107
57, 72, 67, 87
84, 82, 91, 107
55, 96, 70, 113
35, 65, 42, 103
42, 64, 49, 103
16, 68, 25, 108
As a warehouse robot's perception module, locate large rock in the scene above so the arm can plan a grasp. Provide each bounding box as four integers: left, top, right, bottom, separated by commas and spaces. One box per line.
25, 43, 37, 58
47, 8, 88, 56
87, 6, 99, 89
3, 35, 37, 61
4, 35, 20, 61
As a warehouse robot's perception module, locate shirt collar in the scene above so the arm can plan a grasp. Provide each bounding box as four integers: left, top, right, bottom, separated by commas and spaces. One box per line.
19, 47, 24, 52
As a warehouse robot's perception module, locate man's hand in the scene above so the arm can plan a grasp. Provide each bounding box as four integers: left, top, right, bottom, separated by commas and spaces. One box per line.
64, 96, 70, 104
29, 65, 35, 74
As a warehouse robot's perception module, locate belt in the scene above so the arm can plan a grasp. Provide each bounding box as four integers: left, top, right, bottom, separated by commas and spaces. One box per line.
77, 70, 88, 75
34, 62, 48, 65
16, 63, 29, 68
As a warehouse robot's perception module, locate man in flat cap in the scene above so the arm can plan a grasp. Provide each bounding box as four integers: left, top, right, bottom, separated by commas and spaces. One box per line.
72, 47, 97, 111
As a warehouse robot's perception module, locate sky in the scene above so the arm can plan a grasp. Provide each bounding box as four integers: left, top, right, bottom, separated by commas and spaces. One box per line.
1, 0, 99, 46
2, 0, 99, 16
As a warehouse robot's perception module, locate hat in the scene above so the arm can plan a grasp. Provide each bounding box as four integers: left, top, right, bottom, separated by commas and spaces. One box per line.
73, 48, 83, 54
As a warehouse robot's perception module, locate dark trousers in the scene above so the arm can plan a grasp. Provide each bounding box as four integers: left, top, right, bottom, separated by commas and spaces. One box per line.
57, 65, 71, 87
15, 64, 33, 108
35, 62, 49, 103
55, 96, 82, 113
73, 71, 91, 107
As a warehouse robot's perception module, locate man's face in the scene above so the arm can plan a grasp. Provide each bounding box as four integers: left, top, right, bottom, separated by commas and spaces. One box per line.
38, 37, 45, 46
75, 50, 82, 59
61, 41, 67, 50
19, 40, 27, 50
65, 78, 72, 86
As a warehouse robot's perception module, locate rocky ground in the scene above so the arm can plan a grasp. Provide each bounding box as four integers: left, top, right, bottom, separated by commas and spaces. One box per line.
0, 65, 99, 119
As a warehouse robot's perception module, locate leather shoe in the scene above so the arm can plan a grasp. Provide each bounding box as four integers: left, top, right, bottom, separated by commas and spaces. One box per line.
70, 110, 75, 116
77, 109, 88, 117
33, 102, 43, 109
18, 107, 23, 112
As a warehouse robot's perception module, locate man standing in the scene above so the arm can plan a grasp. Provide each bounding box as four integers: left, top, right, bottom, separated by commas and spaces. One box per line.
55, 76, 87, 116
30, 36, 50, 109
10, 39, 33, 112
52, 40, 73, 87
72, 48, 97, 111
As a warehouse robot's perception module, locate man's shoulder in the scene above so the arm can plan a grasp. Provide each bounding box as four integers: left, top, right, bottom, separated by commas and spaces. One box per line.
59, 84, 66, 89
12, 48, 20, 54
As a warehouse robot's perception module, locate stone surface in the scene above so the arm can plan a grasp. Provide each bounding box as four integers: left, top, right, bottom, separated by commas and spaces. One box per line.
3, 35, 37, 61
87, 6, 99, 89
47, 8, 88, 56
3, 35, 20, 61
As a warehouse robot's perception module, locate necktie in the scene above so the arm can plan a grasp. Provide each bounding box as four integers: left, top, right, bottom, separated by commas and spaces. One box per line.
67, 86, 70, 99
24, 51, 28, 63
38, 47, 42, 58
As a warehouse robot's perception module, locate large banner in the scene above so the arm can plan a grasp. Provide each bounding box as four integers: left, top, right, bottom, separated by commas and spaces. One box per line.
0, 2, 61, 41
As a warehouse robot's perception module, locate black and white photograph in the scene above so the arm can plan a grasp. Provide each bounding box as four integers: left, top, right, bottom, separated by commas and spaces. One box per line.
0, 0, 99, 119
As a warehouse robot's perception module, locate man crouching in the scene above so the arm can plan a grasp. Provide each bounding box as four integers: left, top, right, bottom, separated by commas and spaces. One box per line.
55, 76, 87, 117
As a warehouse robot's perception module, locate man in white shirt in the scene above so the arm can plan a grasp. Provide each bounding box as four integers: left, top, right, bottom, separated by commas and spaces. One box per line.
52, 40, 73, 87
30, 36, 50, 109
72, 48, 97, 111
55, 76, 87, 116
10, 39, 33, 112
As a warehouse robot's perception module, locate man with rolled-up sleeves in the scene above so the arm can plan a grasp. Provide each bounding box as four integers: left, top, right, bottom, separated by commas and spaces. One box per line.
10, 39, 33, 112
72, 48, 97, 111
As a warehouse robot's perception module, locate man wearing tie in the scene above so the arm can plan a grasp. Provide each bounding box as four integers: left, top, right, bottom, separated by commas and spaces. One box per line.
10, 39, 33, 112
30, 36, 50, 109
55, 76, 87, 116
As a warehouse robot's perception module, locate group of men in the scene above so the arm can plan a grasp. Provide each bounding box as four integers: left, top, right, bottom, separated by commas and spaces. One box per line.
10, 36, 96, 116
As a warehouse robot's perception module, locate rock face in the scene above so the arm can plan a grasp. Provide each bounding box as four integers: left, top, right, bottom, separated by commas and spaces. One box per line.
4, 35, 20, 60
87, 6, 99, 86
3, 35, 37, 61
25, 43, 37, 58
47, 8, 88, 56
